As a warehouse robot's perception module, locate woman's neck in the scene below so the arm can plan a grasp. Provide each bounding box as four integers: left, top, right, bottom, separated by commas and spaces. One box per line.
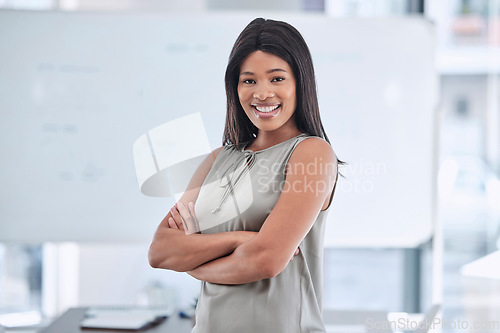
248, 128, 303, 151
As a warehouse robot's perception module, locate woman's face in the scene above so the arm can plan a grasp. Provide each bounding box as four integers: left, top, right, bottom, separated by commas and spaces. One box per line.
237, 51, 297, 134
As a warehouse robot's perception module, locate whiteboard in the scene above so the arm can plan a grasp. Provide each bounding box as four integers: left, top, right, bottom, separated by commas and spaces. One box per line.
0, 11, 437, 245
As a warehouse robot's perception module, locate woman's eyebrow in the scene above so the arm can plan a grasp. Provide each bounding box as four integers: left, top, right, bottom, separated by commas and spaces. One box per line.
266, 68, 287, 74
240, 68, 287, 76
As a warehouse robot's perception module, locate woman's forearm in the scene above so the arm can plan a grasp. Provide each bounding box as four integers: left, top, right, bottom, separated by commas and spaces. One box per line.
148, 228, 255, 272
187, 241, 283, 284
188, 256, 265, 285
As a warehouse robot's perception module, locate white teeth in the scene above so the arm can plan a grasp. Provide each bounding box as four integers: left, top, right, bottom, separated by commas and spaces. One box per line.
254, 105, 280, 113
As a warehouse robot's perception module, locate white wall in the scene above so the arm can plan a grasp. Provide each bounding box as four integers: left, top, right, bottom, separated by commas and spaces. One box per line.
0, 12, 438, 248
77, 243, 200, 308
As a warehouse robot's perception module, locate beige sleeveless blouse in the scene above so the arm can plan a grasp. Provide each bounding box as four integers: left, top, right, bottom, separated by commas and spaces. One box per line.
192, 133, 333, 333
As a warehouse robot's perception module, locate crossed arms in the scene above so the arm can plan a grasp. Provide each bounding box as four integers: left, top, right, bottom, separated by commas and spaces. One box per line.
148, 138, 337, 285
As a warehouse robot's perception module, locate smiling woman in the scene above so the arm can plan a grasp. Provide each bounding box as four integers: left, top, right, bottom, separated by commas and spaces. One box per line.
148, 17, 341, 333
238, 51, 298, 134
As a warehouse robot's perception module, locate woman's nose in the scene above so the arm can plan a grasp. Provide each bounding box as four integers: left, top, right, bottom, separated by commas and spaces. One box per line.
253, 86, 275, 100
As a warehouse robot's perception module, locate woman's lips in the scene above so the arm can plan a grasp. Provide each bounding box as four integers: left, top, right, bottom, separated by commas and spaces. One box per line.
252, 104, 281, 118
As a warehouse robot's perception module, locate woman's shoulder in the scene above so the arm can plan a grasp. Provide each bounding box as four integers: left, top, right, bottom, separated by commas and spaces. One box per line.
288, 135, 338, 174
210, 146, 225, 162
209, 143, 243, 164
296, 136, 337, 160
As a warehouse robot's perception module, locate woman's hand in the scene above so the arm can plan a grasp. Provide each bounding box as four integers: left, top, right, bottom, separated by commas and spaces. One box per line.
168, 202, 200, 235
168, 201, 299, 259
167, 203, 186, 230
168, 202, 260, 246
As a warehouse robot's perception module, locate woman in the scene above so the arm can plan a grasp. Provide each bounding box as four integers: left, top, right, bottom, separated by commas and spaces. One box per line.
148, 18, 339, 332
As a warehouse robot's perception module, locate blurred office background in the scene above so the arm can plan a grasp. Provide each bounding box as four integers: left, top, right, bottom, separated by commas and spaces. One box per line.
1, 0, 499, 332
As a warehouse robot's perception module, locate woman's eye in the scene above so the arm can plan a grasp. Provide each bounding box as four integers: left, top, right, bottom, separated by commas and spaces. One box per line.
271, 77, 285, 82
242, 79, 255, 84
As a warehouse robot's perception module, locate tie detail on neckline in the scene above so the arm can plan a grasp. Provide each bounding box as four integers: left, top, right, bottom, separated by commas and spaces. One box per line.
211, 150, 257, 214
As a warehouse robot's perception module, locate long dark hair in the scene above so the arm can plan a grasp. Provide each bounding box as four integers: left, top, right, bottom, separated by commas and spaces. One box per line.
222, 18, 330, 150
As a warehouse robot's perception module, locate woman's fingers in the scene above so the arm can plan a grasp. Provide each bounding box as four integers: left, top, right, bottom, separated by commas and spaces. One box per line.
167, 202, 200, 234
168, 217, 179, 229
177, 202, 200, 235
187, 202, 200, 234
170, 205, 184, 230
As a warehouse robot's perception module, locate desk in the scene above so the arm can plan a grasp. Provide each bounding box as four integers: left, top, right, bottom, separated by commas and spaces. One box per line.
39, 308, 193, 333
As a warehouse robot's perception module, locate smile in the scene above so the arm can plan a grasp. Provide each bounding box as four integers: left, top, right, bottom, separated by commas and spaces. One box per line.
252, 104, 281, 118
254, 104, 279, 112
